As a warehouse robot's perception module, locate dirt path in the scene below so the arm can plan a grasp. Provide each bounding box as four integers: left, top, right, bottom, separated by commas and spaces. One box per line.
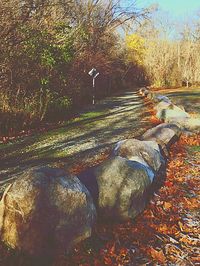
0, 90, 152, 193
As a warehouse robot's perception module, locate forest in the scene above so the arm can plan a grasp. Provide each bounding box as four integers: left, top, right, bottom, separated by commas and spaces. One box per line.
1, 0, 200, 136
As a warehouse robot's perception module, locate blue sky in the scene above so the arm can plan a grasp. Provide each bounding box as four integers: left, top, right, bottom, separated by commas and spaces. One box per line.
121, 0, 200, 38
136, 0, 200, 17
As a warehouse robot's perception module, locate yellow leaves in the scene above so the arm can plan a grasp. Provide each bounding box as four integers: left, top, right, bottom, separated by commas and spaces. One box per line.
156, 224, 169, 234
125, 33, 146, 65
126, 34, 145, 50
154, 223, 179, 235
180, 134, 200, 146
179, 234, 200, 247
163, 202, 172, 210
182, 197, 199, 210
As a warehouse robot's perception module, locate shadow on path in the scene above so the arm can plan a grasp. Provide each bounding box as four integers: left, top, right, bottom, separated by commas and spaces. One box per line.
0, 89, 152, 188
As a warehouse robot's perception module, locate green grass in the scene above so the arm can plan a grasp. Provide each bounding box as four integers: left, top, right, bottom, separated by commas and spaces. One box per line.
75, 111, 106, 120
0, 109, 108, 162
188, 145, 200, 153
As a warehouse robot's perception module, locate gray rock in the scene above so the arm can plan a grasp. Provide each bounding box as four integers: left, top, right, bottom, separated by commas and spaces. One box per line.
154, 95, 171, 103
79, 157, 153, 221
138, 87, 147, 94
169, 117, 200, 133
139, 88, 149, 97
97, 157, 153, 220
156, 104, 190, 122
0, 167, 96, 256
141, 123, 182, 149
114, 139, 164, 172
154, 101, 173, 112
142, 89, 149, 97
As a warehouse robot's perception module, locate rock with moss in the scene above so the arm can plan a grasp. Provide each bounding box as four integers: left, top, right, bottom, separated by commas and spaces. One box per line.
114, 139, 164, 172
156, 103, 190, 122
78, 156, 153, 221
0, 167, 96, 256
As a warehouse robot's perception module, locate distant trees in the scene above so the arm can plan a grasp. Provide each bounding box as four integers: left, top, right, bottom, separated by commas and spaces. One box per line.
2, 1, 199, 137
179, 24, 200, 87
125, 11, 200, 88
0, 0, 150, 136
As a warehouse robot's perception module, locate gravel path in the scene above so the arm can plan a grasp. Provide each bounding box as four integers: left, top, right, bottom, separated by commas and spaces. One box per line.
0, 90, 152, 192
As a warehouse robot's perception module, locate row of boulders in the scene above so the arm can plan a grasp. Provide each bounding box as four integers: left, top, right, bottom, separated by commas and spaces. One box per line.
0, 127, 181, 256
0, 87, 196, 257
139, 87, 200, 133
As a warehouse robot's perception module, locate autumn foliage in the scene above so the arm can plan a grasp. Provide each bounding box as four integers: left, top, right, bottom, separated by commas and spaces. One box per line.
69, 96, 200, 264
28, 104, 194, 266
56, 133, 199, 266
0, 95, 199, 265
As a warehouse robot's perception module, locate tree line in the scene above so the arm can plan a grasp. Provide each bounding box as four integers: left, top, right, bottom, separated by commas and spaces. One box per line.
126, 12, 200, 88
0, 0, 151, 136
1, 1, 200, 136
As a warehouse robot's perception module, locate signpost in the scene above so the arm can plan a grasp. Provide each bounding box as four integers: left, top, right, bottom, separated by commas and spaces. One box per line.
88, 68, 99, 105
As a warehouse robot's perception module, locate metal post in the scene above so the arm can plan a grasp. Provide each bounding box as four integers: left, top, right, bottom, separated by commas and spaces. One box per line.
93, 78, 95, 105
88, 68, 99, 105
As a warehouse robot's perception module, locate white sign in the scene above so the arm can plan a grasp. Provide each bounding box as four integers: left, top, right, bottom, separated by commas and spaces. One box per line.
88, 68, 99, 78
88, 67, 100, 105
94, 72, 99, 79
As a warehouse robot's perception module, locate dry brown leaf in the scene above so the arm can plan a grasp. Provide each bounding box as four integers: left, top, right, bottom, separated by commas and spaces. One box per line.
148, 247, 166, 264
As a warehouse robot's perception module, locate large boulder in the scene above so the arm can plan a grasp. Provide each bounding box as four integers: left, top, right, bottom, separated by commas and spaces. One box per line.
154, 95, 171, 103
154, 101, 172, 113
138, 87, 147, 95
78, 156, 153, 221
169, 117, 200, 133
139, 87, 149, 97
0, 167, 96, 256
142, 89, 149, 97
113, 139, 165, 172
156, 103, 190, 122
141, 123, 182, 150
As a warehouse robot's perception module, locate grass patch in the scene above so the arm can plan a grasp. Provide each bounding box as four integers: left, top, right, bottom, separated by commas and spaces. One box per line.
188, 145, 200, 153
65, 110, 107, 125
0, 109, 108, 162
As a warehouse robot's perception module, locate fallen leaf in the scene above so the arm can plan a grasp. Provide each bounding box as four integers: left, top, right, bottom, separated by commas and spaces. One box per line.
163, 202, 172, 210
148, 247, 166, 264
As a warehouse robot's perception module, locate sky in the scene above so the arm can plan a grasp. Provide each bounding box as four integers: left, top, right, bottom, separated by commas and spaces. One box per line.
121, 0, 200, 38
137, 0, 200, 18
